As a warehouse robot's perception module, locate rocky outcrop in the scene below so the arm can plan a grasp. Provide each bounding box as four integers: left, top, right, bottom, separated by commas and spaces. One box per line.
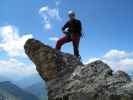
24, 39, 133, 100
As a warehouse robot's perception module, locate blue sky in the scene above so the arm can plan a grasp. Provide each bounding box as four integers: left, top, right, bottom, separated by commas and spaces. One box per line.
0, 0, 133, 80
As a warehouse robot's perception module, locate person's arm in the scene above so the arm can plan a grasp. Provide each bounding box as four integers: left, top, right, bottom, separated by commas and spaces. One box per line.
62, 21, 69, 32
78, 20, 82, 32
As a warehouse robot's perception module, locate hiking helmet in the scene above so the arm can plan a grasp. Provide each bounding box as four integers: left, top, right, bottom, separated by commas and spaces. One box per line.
68, 10, 75, 17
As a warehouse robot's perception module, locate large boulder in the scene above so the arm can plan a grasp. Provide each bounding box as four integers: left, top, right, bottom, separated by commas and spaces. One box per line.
24, 39, 82, 81
24, 39, 133, 100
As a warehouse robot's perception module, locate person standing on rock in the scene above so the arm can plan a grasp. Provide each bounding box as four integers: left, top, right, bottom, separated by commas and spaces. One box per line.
56, 10, 82, 58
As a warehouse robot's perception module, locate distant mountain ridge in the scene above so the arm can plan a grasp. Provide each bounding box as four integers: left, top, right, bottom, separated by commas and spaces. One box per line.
25, 81, 47, 96
14, 73, 43, 88
25, 81, 48, 100
0, 81, 39, 100
0, 76, 10, 82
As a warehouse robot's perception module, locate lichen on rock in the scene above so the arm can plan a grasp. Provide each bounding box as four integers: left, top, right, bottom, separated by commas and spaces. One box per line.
24, 38, 133, 100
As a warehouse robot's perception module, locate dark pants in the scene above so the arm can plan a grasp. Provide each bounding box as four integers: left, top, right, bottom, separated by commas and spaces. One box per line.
56, 33, 80, 57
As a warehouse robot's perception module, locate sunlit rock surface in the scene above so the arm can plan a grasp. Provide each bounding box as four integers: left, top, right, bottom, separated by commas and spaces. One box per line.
24, 39, 133, 100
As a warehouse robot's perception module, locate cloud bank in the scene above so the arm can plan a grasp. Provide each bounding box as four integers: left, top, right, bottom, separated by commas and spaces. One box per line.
85, 49, 133, 74
0, 25, 33, 57
0, 58, 36, 79
0, 25, 36, 80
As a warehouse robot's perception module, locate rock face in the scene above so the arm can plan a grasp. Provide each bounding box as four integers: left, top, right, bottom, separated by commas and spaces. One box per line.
24, 39, 133, 100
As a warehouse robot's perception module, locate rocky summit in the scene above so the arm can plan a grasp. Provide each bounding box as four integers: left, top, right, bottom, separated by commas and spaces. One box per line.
24, 38, 133, 100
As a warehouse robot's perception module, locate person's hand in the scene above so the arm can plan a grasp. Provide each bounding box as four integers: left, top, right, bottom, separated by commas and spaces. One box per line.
62, 30, 67, 34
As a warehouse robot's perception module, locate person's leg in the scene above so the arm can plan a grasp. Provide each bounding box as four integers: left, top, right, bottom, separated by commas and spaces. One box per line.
72, 33, 80, 57
56, 35, 71, 50
56, 35, 71, 71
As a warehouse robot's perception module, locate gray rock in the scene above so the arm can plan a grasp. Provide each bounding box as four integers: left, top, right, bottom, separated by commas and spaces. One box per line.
24, 39, 133, 100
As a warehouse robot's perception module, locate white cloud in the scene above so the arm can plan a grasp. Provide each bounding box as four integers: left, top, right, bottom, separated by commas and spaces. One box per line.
39, 4, 61, 30
118, 59, 133, 66
0, 25, 33, 57
39, 6, 49, 12
45, 23, 52, 29
115, 58, 133, 71
103, 49, 132, 60
49, 36, 59, 42
85, 49, 133, 74
0, 25, 36, 81
55, 1, 60, 6
0, 58, 37, 80
39, 6, 61, 20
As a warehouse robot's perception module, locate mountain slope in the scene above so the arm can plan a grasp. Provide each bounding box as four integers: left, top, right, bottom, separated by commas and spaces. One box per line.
0, 81, 39, 100
25, 81, 48, 100
14, 73, 43, 88
0, 75, 10, 82
25, 81, 47, 96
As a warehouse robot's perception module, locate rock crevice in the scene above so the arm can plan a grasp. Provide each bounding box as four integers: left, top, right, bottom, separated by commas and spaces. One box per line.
24, 39, 133, 100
